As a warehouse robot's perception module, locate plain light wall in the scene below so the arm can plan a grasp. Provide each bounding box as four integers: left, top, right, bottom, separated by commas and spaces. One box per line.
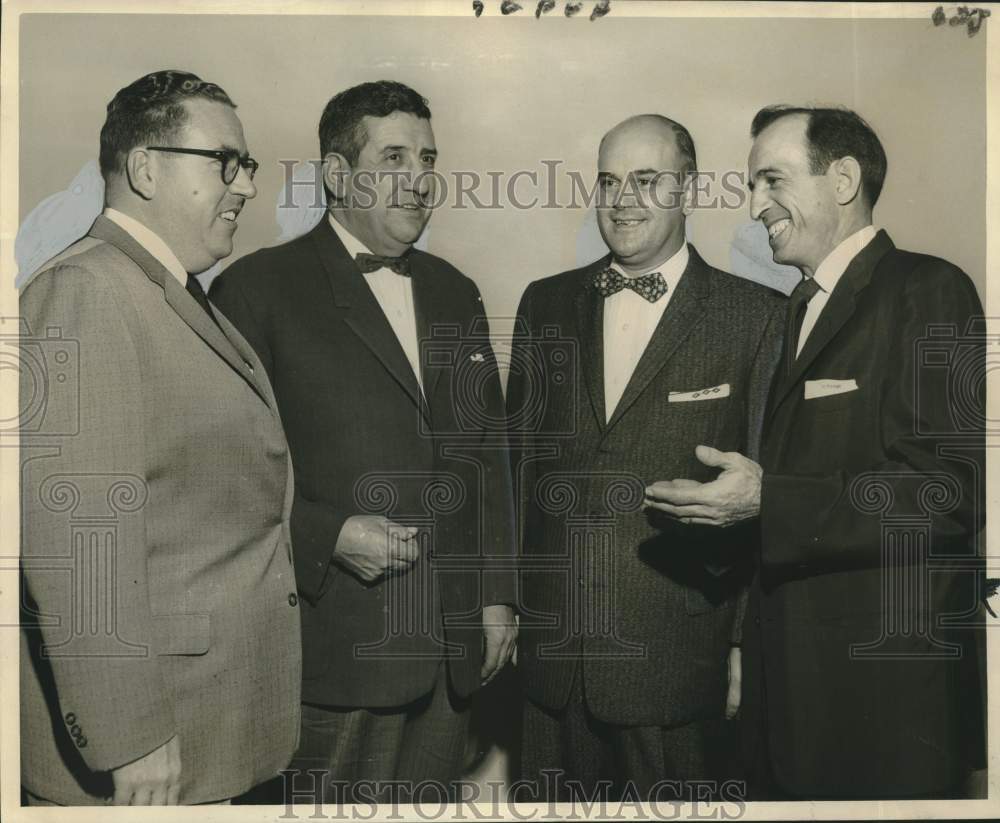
19, 13, 986, 325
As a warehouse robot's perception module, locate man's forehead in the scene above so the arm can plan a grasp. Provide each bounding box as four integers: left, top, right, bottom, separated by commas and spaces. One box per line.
749, 115, 808, 165
599, 133, 677, 173
179, 99, 246, 148
361, 112, 436, 149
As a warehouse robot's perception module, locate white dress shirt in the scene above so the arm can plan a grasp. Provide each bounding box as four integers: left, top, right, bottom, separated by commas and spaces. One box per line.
603, 244, 689, 421
329, 215, 423, 392
104, 207, 188, 286
796, 225, 877, 356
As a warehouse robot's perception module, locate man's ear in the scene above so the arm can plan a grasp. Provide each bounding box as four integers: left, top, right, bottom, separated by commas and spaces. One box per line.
681, 172, 697, 216
322, 153, 350, 204
125, 148, 157, 200
832, 155, 863, 206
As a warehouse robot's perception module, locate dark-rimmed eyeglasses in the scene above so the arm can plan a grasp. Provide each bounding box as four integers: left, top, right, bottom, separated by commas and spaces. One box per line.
146, 146, 259, 185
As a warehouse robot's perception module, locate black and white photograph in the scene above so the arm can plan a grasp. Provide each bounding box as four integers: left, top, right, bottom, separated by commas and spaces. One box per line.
1, 1, 995, 819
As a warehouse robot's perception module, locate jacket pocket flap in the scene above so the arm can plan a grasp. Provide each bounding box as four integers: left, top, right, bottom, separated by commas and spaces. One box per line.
152, 613, 210, 656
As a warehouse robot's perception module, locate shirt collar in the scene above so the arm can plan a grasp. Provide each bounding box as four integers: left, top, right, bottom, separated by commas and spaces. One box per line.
328, 213, 375, 259
611, 242, 689, 290
811, 225, 878, 295
103, 208, 188, 286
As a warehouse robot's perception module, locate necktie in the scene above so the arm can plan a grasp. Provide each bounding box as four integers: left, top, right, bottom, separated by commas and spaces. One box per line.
784, 276, 822, 373
355, 252, 411, 276
186, 273, 220, 327
593, 267, 668, 303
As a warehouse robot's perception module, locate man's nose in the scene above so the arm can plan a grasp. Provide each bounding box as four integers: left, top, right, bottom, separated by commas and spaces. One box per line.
748, 185, 767, 221
230, 166, 257, 199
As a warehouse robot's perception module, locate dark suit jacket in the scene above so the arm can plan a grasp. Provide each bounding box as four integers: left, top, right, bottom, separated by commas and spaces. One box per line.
20, 216, 301, 804
508, 246, 783, 727
743, 230, 985, 798
210, 219, 515, 707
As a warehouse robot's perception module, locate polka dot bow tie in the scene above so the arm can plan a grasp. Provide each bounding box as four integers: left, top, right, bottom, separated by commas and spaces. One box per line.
593, 267, 668, 303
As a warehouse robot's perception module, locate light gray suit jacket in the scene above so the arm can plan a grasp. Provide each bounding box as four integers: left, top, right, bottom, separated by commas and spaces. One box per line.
19, 215, 301, 804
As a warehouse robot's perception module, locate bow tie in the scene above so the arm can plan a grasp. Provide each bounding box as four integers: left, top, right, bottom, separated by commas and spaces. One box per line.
355, 252, 411, 276
593, 267, 668, 303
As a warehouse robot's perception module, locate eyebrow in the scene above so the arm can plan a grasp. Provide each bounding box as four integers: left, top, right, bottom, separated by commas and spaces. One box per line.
598, 168, 661, 180
381, 145, 438, 157
747, 166, 781, 191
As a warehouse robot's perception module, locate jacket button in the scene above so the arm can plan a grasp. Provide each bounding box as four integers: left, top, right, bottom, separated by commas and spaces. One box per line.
64, 712, 76, 725
71, 725, 82, 737
754, 617, 761, 625
77, 736, 87, 748
288, 593, 298, 607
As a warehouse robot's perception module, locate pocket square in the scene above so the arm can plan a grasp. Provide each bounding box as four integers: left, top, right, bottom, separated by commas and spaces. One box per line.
668, 383, 730, 402
804, 378, 858, 400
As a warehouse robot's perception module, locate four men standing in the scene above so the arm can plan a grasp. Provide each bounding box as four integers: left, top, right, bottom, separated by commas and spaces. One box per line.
19, 71, 986, 805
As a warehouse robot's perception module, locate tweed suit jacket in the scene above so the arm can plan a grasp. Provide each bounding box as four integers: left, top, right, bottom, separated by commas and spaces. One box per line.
19, 216, 301, 805
742, 231, 985, 797
508, 245, 783, 727
210, 218, 516, 707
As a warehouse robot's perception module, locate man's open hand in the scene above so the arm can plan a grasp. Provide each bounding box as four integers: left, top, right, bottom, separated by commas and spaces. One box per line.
644, 445, 763, 527
333, 515, 420, 583
110, 734, 181, 805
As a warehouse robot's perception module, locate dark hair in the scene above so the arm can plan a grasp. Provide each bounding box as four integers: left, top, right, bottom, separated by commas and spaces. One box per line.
318, 80, 431, 165
663, 117, 698, 178
99, 70, 235, 180
750, 105, 887, 207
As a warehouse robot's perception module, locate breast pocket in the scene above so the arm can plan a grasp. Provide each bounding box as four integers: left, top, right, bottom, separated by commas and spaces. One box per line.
803, 388, 859, 414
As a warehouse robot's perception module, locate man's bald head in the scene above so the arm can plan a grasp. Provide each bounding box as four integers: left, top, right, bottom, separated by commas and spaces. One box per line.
599, 114, 697, 178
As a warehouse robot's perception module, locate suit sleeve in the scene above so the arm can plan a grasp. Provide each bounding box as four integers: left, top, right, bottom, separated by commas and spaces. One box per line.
505, 283, 539, 612
211, 258, 349, 605
760, 260, 984, 569
465, 283, 517, 608
20, 265, 175, 773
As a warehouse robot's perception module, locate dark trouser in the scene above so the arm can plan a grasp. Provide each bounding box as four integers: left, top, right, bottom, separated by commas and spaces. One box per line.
286, 662, 470, 805
520, 667, 741, 802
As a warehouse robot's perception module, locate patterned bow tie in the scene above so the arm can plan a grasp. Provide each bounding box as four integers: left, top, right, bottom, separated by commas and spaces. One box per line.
593, 267, 668, 303
355, 252, 411, 276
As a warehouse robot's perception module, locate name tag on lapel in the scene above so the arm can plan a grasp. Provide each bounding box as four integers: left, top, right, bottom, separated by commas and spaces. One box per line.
668, 383, 730, 402
804, 378, 858, 400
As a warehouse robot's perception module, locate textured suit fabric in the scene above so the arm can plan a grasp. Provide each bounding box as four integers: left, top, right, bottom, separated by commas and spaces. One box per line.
743, 230, 985, 798
19, 216, 301, 805
508, 246, 784, 729
210, 218, 516, 708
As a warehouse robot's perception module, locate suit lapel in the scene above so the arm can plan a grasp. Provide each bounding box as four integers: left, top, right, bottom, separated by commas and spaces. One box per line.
575, 257, 610, 433
605, 245, 710, 433
309, 219, 430, 424
89, 215, 270, 405
768, 229, 894, 417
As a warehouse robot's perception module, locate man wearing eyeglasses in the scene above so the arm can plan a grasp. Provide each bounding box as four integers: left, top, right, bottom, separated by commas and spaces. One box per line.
19, 70, 300, 806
